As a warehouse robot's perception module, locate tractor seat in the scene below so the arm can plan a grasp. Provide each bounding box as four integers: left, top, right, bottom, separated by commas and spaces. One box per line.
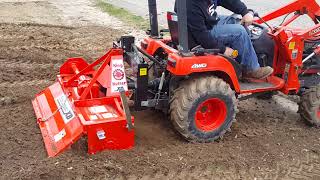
167, 12, 198, 49
167, 12, 243, 79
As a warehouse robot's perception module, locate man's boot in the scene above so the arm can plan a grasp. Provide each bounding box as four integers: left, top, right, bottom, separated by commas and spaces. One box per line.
244, 66, 274, 79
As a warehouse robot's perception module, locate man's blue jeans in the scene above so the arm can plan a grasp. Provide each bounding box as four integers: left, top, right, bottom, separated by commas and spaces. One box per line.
210, 16, 260, 71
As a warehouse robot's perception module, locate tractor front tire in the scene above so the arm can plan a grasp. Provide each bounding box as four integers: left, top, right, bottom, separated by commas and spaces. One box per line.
169, 76, 237, 142
299, 85, 320, 127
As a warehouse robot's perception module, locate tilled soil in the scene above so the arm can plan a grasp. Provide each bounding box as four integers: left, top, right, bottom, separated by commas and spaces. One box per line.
1, 23, 320, 180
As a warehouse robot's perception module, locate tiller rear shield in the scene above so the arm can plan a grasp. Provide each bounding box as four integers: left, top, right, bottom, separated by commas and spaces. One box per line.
32, 82, 83, 157
32, 48, 134, 157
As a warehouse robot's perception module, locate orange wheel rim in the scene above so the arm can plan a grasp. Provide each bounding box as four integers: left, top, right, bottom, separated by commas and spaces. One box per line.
195, 98, 227, 132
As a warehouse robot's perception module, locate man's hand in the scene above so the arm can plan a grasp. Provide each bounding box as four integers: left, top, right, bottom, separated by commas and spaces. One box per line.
241, 12, 254, 26
224, 47, 234, 57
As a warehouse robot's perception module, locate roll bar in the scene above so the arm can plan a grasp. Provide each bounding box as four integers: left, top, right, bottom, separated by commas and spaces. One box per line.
147, 0, 189, 53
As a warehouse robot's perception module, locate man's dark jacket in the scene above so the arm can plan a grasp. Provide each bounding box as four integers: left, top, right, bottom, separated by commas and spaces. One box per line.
175, 0, 249, 53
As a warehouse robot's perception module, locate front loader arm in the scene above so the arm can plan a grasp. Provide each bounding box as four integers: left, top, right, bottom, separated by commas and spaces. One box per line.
256, 0, 320, 24
300, 23, 320, 40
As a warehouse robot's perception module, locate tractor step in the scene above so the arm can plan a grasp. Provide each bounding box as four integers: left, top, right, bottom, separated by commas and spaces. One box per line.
240, 81, 274, 90
239, 76, 285, 94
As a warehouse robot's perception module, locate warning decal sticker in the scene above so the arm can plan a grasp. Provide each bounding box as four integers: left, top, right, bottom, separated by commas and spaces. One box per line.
111, 58, 128, 93
55, 95, 75, 124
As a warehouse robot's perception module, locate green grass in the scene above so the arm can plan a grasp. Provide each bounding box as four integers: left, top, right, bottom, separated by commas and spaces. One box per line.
95, 0, 149, 30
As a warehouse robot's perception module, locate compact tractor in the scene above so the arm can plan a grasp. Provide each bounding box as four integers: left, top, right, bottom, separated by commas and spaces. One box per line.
33, 0, 320, 157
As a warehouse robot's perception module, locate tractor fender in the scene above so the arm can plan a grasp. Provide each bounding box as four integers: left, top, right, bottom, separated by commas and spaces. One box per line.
140, 38, 241, 92
167, 53, 242, 93
142, 37, 178, 56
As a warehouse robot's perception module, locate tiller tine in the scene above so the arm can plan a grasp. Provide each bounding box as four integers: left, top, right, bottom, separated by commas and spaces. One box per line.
32, 48, 134, 157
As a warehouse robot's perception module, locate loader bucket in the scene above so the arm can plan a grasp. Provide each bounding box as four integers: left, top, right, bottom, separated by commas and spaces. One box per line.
32, 48, 134, 157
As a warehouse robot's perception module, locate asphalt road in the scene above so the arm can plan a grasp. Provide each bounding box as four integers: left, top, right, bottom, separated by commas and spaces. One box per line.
105, 0, 320, 27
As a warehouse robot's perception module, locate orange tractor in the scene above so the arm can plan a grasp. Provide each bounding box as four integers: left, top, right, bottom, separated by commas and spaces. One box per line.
33, 0, 320, 156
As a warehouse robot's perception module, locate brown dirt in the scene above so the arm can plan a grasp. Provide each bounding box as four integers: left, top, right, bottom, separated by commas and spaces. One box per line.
1, 23, 320, 180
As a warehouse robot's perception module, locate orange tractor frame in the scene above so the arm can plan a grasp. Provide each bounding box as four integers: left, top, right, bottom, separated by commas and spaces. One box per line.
33, 0, 320, 156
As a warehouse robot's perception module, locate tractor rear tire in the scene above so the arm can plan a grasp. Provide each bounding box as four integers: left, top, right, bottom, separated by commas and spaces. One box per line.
169, 76, 237, 142
299, 85, 320, 127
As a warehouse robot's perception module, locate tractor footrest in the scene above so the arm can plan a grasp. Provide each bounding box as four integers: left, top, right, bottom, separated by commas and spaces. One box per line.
239, 76, 285, 94
240, 81, 274, 90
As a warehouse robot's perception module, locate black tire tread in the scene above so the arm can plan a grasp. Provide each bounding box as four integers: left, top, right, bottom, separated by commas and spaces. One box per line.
298, 85, 320, 127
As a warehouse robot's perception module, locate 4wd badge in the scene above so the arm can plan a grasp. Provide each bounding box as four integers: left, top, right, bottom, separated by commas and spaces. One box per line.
192, 63, 207, 69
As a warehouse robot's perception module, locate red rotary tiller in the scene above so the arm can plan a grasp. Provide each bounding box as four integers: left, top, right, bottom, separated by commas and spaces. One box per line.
32, 49, 134, 157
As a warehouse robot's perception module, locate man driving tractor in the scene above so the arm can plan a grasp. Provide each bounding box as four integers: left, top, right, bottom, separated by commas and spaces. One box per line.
175, 0, 274, 79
